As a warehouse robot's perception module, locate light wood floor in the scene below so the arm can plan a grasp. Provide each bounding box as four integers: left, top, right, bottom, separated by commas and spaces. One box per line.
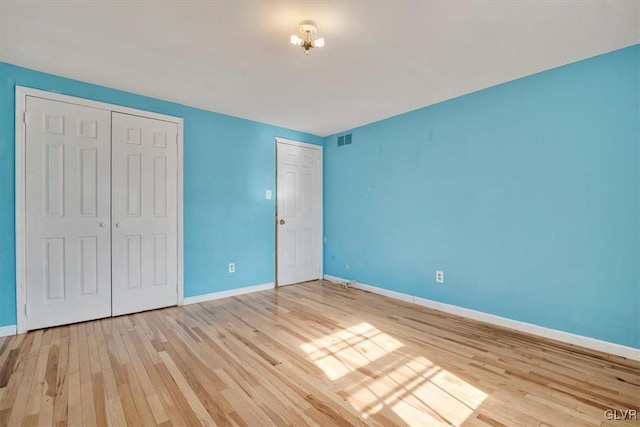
0, 281, 638, 426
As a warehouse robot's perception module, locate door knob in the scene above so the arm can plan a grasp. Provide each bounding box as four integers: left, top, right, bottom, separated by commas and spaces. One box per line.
279, 219, 285, 225
115, 223, 121, 228
99, 223, 105, 228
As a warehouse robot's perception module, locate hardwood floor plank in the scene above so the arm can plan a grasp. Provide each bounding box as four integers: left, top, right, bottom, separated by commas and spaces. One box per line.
66, 325, 82, 427
0, 281, 638, 426
24, 328, 52, 420
157, 350, 216, 425
161, 337, 233, 425
125, 325, 186, 426
93, 321, 127, 426
0, 349, 19, 390
51, 327, 69, 427
6, 331, 42, 426
111, 319, 146, 426
77, 323, 97, 427
36, 327, 60, 426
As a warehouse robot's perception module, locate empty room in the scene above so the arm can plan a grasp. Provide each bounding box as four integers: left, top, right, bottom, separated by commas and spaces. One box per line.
0, 1, 638, 426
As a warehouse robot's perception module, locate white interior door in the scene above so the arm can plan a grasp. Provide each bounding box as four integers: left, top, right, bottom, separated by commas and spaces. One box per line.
276, 140, 322, 286
25, 96, 112, 330
111, 112, 178, 315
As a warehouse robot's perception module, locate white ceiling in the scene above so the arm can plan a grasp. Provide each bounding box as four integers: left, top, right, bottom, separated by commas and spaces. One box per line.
1, 1, 638, 136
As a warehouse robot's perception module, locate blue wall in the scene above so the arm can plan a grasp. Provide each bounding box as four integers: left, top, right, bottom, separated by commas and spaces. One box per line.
324, 45, 640, 348
0, 63, 323, 327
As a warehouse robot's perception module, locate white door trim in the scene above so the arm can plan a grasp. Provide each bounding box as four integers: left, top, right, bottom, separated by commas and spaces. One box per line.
275, 137, 323, 286
275, 136, 322, 151
15, 86, 185, 334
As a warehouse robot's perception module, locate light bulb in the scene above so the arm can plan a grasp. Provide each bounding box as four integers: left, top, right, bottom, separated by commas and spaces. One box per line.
313, 38, 325, 48
290, 35, 302, 46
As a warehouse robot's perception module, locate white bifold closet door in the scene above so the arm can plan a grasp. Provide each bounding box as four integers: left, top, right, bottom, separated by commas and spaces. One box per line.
25, 97, 112, 330
25, 96, 179, 330
111, 112, 178, 316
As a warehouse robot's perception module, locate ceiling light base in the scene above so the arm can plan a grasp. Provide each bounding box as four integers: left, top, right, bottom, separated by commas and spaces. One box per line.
290, 20, 324, 55
299, 21, 317, 34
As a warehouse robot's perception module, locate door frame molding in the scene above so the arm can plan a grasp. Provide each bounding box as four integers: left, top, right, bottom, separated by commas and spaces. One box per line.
15, 86, 185, 334
274, 137, 323, 287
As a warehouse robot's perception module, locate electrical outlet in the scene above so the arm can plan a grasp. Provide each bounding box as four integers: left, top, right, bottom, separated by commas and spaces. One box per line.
436, 270, 444, 284
229, 263, 235, 273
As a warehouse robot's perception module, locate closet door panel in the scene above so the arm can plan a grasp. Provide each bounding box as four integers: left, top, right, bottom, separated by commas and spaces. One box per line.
111, 112, 178, 315
25, 96, 112, 330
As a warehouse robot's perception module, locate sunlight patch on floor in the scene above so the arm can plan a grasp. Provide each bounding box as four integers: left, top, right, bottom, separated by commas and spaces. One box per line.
301, 323, 487, 426
300, 322, 403, 380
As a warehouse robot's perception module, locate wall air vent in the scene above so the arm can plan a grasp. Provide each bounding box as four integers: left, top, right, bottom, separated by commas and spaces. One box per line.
337, 133, 352, 147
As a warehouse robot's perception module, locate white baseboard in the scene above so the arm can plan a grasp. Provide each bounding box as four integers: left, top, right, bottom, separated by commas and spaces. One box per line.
183, 282, 274, 305
325, 275, 414, 303
324, 275, 640, 361
0, 325, 17, 337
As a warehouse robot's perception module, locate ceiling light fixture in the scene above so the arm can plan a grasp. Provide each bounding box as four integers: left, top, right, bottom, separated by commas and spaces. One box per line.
290, 20, 325, 55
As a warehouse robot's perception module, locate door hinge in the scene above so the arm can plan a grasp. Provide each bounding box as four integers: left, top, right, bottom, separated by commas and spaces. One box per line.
22, 111, 27, 125
24, 304, 27, 316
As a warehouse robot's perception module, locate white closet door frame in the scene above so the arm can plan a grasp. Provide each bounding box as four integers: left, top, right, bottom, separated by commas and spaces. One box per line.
15, 86, 185, 334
